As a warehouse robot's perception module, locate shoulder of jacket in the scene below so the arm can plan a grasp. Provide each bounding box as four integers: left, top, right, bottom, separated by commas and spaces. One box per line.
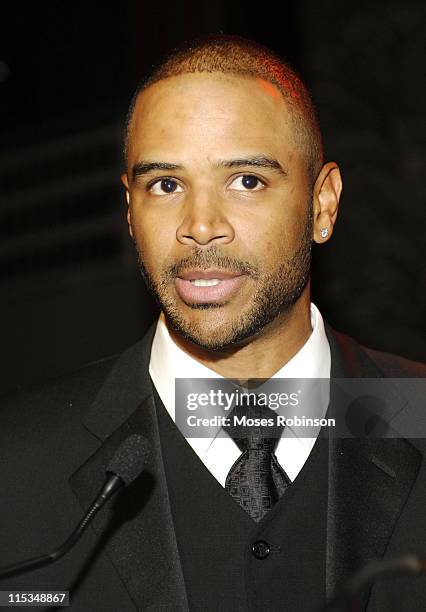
0, 353, 120, 430
328, 326, 426, 377
361, 345, 426, 377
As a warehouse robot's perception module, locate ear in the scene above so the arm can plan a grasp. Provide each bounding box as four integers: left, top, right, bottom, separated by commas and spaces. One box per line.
121, 172, 133, 238
312, 162, 343, 243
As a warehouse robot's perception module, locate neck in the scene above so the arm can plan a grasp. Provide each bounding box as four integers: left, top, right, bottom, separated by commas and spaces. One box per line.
167, 291, 312, 381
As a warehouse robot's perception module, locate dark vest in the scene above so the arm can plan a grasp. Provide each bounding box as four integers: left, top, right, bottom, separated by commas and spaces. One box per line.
154, 388, 329, 612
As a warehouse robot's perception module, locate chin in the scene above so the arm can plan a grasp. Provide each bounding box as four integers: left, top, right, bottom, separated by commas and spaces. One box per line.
165, 309, 235, 349
168, 310, 267, 353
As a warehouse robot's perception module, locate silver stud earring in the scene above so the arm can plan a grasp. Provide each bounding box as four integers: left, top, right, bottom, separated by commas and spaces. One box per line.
320, 228, 329, 239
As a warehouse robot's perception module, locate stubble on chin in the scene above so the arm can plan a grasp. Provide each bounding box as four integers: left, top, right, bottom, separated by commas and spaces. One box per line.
135, 218, 312, 352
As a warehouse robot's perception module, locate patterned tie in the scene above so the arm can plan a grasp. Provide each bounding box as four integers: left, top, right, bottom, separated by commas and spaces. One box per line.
224, 393, 291, 522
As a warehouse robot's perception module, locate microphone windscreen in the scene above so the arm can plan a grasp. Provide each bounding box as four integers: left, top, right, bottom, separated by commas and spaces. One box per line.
107, 434, 151, 485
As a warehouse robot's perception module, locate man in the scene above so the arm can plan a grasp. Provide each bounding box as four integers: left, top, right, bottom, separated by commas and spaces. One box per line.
0, 35, 425, 612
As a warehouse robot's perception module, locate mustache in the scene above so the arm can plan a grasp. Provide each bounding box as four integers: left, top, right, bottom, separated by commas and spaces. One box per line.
161, 246, 261, 282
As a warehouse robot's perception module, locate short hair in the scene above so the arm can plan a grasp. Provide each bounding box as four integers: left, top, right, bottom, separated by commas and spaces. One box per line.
124, 34, 324, 184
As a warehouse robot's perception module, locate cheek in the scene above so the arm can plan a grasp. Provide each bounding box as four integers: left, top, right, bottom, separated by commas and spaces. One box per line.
269, 192, 311, 244
130, 208, 175, 269
244, 210, 301, 262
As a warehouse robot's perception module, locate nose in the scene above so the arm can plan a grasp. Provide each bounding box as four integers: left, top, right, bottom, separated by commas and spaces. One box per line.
176, 192, 235, 247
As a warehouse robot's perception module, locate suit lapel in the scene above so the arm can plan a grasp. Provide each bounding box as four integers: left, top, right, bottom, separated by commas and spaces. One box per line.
69, 323, 189, 612
325, 326, 422, 606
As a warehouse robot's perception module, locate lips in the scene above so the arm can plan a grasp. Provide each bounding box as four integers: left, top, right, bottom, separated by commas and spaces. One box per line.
178, 269, 244, 281
174, 269, 247, 304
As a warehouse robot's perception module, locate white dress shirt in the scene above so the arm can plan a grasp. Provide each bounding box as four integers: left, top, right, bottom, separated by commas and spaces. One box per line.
149, 303, 331, 485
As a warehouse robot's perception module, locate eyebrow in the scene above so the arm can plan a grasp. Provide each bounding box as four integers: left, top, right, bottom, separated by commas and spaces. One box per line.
132, 161, 182, 180
131, 155, 287, 180
216, 155, 288, 177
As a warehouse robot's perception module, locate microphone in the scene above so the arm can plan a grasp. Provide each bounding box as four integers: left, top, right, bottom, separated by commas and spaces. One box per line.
0, 434, 151, 581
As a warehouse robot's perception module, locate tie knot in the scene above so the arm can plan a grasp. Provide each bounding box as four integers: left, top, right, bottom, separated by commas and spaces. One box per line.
223, 393, 284, 452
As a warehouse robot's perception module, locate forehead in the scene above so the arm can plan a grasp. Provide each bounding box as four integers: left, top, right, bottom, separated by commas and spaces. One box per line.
127, 73, 299, 162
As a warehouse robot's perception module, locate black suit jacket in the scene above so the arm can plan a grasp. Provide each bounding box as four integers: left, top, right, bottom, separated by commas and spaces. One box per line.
0, 323, 425, 611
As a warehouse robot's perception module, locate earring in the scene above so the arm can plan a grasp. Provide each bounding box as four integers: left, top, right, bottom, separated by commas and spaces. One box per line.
320, 228, 329, 239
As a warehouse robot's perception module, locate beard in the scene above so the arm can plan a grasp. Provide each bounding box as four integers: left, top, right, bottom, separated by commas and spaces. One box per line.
136, 205, 313, 352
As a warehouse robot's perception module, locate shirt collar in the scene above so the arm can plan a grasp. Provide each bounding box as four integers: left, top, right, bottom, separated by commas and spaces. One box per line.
149, 303, 330, 455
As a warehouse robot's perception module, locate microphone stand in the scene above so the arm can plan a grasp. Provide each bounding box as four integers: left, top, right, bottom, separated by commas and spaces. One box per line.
0, 474, 122, 581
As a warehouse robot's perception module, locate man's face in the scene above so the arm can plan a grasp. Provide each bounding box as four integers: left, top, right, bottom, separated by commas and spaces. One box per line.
123, 73, 313, 351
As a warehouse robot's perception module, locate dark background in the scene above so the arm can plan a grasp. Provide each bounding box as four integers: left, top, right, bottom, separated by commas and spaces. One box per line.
1, 0, 424, 395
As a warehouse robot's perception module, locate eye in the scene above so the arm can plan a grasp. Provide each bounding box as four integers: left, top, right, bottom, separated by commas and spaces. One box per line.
148, 178, 183, 195
229, 174, 265, 191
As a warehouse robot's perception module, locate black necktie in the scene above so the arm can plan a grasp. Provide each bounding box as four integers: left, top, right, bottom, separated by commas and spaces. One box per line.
224, 394, 291, 522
